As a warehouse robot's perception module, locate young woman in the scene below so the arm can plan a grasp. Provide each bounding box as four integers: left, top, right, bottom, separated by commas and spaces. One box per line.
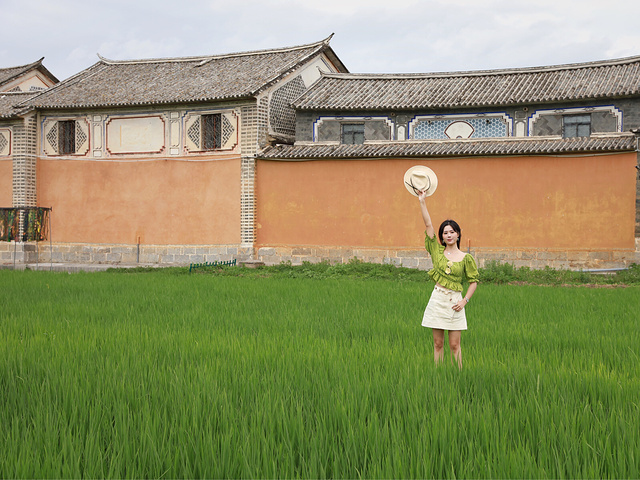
418, 189, 479, 368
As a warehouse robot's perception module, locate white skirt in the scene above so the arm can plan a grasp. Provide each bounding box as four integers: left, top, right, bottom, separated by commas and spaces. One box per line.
421, 284, 467, 331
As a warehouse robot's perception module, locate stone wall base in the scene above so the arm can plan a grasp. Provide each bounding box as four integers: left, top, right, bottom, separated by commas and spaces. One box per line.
0, 243, 38, 264
2, 241, 639, 271
0, 242, 253, 266
256, 242, 640, 271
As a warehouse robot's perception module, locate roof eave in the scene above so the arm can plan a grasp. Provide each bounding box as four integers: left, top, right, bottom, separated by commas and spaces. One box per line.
26, 94, 258, 112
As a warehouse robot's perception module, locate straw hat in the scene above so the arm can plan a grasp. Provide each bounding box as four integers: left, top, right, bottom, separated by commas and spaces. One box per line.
404, 165, 438, 197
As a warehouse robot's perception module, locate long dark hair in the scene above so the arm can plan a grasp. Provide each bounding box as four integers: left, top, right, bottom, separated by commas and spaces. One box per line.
438, 219, 461, 249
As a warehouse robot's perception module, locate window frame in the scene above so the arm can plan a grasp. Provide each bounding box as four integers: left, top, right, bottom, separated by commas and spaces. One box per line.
58, 120, 76, 155
201, 113, 222, 151
341, 123, 365, 145
563, 114, 591, 138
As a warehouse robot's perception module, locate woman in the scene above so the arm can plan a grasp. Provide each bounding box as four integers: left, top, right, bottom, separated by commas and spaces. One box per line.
418, 189, 478, 368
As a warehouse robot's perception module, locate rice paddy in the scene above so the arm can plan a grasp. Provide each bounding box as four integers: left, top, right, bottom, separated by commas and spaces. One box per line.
1, 268, 639, 478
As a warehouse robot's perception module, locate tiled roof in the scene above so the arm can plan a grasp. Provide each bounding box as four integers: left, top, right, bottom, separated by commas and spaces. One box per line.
20, 36, 346, 110
0, 58, 58, 90
257, 135, 638, 160
0, 92, 38, 118
294, 55, 640, 110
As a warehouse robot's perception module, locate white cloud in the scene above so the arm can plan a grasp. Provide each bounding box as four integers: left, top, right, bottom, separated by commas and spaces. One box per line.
2, 0, 640, 80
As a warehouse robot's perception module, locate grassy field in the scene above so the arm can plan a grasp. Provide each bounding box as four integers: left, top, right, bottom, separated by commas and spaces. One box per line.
1, 267, 639, 478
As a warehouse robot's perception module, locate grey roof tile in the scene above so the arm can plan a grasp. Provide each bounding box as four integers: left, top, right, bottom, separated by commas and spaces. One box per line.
20, 36, 345, 110
0, 92, 39, 118
294, 55, 640, 110
0, 58, 59, 90
257, 134, 638, 160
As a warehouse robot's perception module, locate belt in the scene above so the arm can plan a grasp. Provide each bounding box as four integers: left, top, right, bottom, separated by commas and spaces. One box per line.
434, 284, 458, 295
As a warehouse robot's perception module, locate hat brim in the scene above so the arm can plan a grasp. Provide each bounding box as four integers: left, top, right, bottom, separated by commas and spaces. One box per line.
403, 165, 438, 197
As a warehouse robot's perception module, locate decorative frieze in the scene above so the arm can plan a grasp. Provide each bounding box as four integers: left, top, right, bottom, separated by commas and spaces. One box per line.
39, 108, 241, 159
409, 112, 512, 139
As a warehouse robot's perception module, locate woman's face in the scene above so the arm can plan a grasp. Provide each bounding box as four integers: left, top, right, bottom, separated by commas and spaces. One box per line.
442, 225, 459, 246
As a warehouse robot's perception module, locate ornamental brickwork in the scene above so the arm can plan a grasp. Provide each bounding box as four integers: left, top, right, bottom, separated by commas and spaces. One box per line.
12, 114, 37, 207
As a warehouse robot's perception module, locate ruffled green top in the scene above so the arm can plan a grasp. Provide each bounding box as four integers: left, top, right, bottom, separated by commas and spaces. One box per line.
424, 231, 479, 291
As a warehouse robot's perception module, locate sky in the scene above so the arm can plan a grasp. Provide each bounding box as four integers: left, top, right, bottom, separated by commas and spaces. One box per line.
2, 0, 640, 81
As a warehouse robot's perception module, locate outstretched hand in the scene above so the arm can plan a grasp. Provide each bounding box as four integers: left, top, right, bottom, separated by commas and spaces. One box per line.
418, 190, 428, 202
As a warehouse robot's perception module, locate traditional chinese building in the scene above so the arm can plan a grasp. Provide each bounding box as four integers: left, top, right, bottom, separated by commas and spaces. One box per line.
256, 57, 640, 269
2, 40, 639, 269
1, 36, 346, 265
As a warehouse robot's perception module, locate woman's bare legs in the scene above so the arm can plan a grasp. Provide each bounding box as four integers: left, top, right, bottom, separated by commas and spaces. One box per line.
432, 329, 445, 364
448, 330, 462, 369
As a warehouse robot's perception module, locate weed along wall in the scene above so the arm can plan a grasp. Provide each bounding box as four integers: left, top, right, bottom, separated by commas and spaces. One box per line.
255, 152, 639, 269
35, 155, 243, 264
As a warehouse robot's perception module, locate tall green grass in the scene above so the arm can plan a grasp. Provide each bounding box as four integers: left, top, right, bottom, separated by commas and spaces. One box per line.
1, 269, 639, 478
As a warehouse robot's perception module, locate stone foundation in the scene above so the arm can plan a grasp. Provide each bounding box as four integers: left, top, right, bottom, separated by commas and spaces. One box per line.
0, 242, 38, 264
256, 242, 640, 271
0, 242, 253, 266
1, 241, 639, 270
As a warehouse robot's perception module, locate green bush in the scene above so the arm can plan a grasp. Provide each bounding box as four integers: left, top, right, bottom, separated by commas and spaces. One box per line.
109, 257, 640, 286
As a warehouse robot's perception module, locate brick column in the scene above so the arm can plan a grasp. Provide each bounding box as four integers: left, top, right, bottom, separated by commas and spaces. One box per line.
240, 97, 269, 250
12, 113, 38, 208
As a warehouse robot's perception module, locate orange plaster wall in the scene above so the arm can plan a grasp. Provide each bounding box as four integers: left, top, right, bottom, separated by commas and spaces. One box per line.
37, 157, 241, 245
256, 153, 638, 250
0, 160, 11, 206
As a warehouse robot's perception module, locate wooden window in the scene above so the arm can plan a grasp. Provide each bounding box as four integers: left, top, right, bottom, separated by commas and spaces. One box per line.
563, 114, 591, 138
58, 120, 76, 154
341, 124, 365, 144
202, 114, 222, 150
185, 111, 238, 153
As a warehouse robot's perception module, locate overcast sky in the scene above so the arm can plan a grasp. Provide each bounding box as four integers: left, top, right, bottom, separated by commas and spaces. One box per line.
2, 0, 639, 81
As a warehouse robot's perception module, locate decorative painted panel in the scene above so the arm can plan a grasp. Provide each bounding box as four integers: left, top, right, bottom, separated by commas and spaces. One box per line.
75, 120, 90, 155
528, 106, 622, 136
313, 116, 394, 142
106, 116, 166, 155
410, 113, 511, 140
43, 120, 58, 156
0, 129, 11, 156
221, 112, 238, 150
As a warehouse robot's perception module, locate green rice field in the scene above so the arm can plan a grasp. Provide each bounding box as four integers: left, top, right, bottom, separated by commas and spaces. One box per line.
1, 268, 639, 478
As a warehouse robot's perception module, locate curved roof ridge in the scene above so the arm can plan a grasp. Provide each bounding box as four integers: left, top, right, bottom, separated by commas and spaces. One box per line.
97, 34, 335, 66
318, 53, 640, 79
0, 57, 45, 72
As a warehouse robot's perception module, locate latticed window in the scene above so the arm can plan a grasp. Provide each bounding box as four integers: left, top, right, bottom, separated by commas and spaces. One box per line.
58, 120, 76, 154
563, 115, 591, 138
202, 114, 222, 150
185, 111, 237, 152
341, 124, 365, 144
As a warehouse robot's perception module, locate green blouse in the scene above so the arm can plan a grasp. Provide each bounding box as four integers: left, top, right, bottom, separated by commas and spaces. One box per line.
424, 232, 479, 292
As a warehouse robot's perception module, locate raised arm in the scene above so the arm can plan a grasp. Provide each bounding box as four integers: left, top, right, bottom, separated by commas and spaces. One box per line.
418, 190, 436, 238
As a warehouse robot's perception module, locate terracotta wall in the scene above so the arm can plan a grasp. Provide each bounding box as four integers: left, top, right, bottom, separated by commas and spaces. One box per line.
256, 153, 638, 251
0, 160, 11, 206
37, 156, 241, 245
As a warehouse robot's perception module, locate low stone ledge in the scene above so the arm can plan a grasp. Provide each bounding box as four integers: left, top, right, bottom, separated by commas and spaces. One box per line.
240, 260, 265, 269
